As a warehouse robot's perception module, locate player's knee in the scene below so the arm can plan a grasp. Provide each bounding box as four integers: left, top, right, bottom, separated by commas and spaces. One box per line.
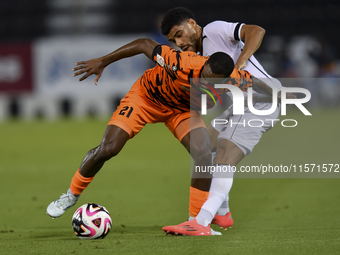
192, 143, 212, 162
96, 141, 122, 161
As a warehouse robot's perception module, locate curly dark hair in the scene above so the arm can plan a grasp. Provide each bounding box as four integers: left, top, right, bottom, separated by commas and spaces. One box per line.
161, 7, 195, 36
207, 52, 235, 77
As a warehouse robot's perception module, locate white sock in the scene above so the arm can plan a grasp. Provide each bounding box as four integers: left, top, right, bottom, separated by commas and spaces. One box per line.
217, 197, 230, 216
215, 165, 233, 216
196, 209, 214, 226
196, 164, 234, 226
67, 188, 80, 200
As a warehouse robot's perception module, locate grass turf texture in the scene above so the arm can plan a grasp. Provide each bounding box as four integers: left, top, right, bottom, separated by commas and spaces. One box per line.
0, 108, 339, 254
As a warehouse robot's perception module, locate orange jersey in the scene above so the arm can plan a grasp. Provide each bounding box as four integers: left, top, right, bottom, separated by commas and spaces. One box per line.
133, 45, 253, 111
136, 45, 208, 112
108, 45, 254, 139
227, 69, 253, 92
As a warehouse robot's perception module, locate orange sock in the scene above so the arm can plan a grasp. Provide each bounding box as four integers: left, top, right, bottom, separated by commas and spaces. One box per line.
188, 186, 209, 217
70, 169, 94, 196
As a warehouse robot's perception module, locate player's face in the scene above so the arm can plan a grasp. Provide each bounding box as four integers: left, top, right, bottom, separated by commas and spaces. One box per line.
167, 19, 200, 52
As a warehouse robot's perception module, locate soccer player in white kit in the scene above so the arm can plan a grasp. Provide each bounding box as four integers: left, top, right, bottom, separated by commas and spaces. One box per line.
161, 7, 283, 235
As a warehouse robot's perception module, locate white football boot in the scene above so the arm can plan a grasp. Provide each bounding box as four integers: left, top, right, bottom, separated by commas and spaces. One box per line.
210, 228, 222, 236
47, 189, 79, 218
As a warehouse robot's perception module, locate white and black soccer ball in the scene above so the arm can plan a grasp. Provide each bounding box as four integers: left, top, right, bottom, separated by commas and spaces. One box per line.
72, 203, 112, 239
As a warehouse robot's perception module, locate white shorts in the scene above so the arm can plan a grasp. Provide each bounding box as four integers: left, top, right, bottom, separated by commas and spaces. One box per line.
211, 102, 280, 156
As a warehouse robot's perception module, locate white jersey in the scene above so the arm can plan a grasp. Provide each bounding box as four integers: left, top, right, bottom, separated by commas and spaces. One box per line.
203, 21, 281, 155
202, 20, 282, 91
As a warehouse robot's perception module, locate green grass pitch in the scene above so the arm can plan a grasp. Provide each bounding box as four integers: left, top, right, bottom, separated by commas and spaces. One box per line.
0, 108, 339, 254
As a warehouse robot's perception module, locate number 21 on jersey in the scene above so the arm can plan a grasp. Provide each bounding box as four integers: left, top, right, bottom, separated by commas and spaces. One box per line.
118, 106, 134, 118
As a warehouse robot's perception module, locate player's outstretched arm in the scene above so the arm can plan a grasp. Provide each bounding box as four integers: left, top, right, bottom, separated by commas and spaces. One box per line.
235, 25, 265, 70
72, 38, 159, 85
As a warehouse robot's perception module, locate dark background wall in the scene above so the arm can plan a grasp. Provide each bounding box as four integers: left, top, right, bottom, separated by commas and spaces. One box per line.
1, 0, 339, 44
113, 0, 338, 40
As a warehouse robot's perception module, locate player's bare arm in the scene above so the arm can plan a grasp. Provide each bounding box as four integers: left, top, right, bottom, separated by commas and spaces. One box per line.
72, 38, 159, 85
235, 25, 265, 70
252, 78, 296, 103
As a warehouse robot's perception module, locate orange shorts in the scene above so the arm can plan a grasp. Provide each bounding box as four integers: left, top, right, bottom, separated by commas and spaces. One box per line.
108, 82, 206, 141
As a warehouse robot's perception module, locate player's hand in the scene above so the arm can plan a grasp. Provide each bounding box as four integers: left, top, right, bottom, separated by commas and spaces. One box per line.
72, 58, 104, 85
234, 60, 246, 70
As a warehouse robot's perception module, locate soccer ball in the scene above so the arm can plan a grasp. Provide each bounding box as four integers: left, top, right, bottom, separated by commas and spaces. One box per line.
71, 203, 112, 239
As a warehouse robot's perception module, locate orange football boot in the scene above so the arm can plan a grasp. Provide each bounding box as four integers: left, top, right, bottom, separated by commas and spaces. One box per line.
211, 212, 233, 229
162, 219, 212, 236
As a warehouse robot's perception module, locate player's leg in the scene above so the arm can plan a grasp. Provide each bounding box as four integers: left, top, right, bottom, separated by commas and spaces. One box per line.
162, 136, 242, 235
163, 104, 280, 235
197, 104, 280, 229
188, 105, 243, 228
180, 126, 213, 216
68, 124, 130, 197
163, 113, 221, 235
166, 113, 213, 217
181, 126, 212, 191
47, 125, 130, 218
163, 115, 245, 235
213, 138, 245, 166
201, 136, 244, 228
47, 88, 147, 218
207, 106, 234, 217
184, 106, 237, 226
77, 125, 129, 178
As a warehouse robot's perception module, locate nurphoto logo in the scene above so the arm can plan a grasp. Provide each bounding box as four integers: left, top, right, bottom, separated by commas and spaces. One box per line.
200, 85, 311, 128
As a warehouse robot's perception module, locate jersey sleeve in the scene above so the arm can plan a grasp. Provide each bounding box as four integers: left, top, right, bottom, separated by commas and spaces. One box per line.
152, 44, 206, 78
223, 69, 253, 92
204, 20, 244, 42
152, 44, 172, 67
237, 70, 253, 91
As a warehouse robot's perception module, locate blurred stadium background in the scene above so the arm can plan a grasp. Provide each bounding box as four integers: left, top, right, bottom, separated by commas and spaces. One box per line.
0, 0, 339, 121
